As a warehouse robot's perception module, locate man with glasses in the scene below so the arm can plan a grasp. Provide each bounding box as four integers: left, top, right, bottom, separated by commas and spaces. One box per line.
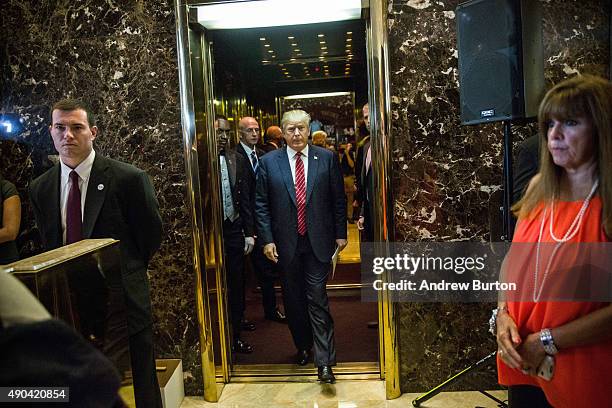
236, 117, 287, 327
255, 110, 347, 384
215, 115, 255, 353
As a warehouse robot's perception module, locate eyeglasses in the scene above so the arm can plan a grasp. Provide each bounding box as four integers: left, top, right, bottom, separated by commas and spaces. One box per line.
241, 127, 260, 134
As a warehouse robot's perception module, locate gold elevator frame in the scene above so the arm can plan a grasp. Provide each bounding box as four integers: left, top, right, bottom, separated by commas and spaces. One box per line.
175, 0, 400, 401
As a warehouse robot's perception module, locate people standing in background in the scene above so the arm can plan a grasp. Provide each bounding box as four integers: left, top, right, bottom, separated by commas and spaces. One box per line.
236, 117, 287, 326
29, 99, 163, 407
215, 115, 256, 353
262, 125, 284, 154
0, 175, 21, 264
255, 109, 347, 383
338, 143, 356, 222
353, 105, 371, 223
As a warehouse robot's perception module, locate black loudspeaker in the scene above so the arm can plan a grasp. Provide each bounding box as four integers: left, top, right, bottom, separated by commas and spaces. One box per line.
456, 0, 544, 125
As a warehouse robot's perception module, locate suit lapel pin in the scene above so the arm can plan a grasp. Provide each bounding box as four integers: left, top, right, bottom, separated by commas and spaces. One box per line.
97, 184, 104, 191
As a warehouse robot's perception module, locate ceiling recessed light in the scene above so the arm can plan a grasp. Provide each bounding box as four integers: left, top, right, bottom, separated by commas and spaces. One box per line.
288, 36, 294, 39
347, 31, 352, 35
294, 49, 300, 52
318, 34, 325, 37
321, 46, 327, 50
290, 58, 296, 61
262, 60, 269, 63
291, 42, 298, 46
271, 55, 276, 58
297, 53, 302, 56
322, 52, 328, 55
319, 41, 326, 44
347, 38, 352, 42
268, 50, 274, 53
319, 56, 325, 60
260, 37, 266, 41
264, 44, 270, 47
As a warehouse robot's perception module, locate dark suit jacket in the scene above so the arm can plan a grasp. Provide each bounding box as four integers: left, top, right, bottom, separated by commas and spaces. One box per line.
513, 134, 540, 204
29, 154, 162, 334
222, 149, 254, 237
358, 142, 374, 242
255, 145, 347, 266
236, 142, 266, 228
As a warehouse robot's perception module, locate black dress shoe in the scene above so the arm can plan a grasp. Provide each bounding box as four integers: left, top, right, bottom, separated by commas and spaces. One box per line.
295, 349, 310, 366
232, 339, 253, 354
265, 308, 287, 323
241, 319, 256, 331
317, 365, 335, 384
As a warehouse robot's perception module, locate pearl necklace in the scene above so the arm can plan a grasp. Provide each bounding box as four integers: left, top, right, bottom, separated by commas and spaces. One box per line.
533, 180, 599, 302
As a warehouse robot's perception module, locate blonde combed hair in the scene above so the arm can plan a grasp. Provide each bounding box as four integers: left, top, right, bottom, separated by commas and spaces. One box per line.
513, 74, 612, 236
281, 110, 311, 131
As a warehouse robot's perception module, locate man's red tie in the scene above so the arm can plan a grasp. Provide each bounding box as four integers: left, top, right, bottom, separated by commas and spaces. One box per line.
66, 170, 83, 244
295, 152, 307, 235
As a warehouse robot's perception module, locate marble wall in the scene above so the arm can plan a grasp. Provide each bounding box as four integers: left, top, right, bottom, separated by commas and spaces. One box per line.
1, 0, 204, 394
388, 0, 610, 392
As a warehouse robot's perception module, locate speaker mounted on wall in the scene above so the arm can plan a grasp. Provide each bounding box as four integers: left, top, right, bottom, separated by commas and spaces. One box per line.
456, 0, 544, 125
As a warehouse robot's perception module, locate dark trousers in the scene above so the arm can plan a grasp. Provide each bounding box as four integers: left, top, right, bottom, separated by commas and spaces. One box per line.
281, 234, 336, 366
508, 385, 553, 408
130, 325, 162, 408
251, 241, 280, 316
224, 219, 245, 338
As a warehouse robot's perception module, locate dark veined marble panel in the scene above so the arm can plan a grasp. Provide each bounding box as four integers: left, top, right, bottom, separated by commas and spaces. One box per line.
2, 0, 203, 395
387, 0, 609, 393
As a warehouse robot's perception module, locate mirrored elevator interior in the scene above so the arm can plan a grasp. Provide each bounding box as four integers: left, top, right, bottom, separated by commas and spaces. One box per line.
177, 1, 386, 386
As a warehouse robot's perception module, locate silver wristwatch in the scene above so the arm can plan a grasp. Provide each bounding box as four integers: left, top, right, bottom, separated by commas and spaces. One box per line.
540, 328, 559, 355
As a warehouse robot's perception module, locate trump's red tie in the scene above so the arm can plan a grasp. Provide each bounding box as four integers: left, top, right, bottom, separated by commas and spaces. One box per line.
295, 152, 307, 235
66, 170, 83, 244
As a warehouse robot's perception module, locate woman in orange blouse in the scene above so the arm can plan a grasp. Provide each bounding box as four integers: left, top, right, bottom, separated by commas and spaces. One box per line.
495, 75, 612, 407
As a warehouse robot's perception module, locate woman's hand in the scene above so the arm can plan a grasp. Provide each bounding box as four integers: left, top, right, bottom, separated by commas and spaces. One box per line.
496, 311, 523, 369
517, 332, 547, 375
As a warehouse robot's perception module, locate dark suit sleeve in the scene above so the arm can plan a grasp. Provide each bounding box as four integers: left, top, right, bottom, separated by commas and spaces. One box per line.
255, 157, 274, 245
330, 153, 347, 240
28, 180, 49, 250
236, 155, 254, 237
126, 171, 162, 264
513, 135, 539, 204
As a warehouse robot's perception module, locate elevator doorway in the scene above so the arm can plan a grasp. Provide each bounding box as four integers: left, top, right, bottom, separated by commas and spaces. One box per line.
174, 0, 399, 401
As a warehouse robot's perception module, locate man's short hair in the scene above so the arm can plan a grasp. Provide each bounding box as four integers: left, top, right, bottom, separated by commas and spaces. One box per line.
281, 110, 311, 130
50, 99, 96, 127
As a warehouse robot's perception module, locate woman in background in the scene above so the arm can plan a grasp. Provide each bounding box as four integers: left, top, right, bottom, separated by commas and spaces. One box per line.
0, 175, 21, 264
495, 75, 612, 407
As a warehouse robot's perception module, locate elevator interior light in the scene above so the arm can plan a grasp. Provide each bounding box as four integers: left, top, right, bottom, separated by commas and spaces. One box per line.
284, 92, 351, 100
196, 0, 362, 29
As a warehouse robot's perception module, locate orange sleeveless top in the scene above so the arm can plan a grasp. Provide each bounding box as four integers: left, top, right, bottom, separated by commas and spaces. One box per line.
497, 197, 612, 408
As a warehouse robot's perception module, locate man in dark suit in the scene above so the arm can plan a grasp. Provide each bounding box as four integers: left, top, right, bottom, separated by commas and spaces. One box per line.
236, 116, 286, 325
357, 103, 374, 242
29, 99, 162, 407
215, 115, 255, 353
255, 109, 347, 383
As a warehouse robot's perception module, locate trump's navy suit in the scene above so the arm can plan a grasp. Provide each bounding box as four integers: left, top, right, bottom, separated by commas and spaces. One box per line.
255, 145, 346, 366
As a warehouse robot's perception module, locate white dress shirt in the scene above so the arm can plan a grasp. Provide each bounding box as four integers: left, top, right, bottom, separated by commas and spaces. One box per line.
59, 149, 95, 244
286, 144, 309, 186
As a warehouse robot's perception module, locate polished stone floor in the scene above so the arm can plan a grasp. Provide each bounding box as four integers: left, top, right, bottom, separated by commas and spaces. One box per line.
180, 381, 508, 407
